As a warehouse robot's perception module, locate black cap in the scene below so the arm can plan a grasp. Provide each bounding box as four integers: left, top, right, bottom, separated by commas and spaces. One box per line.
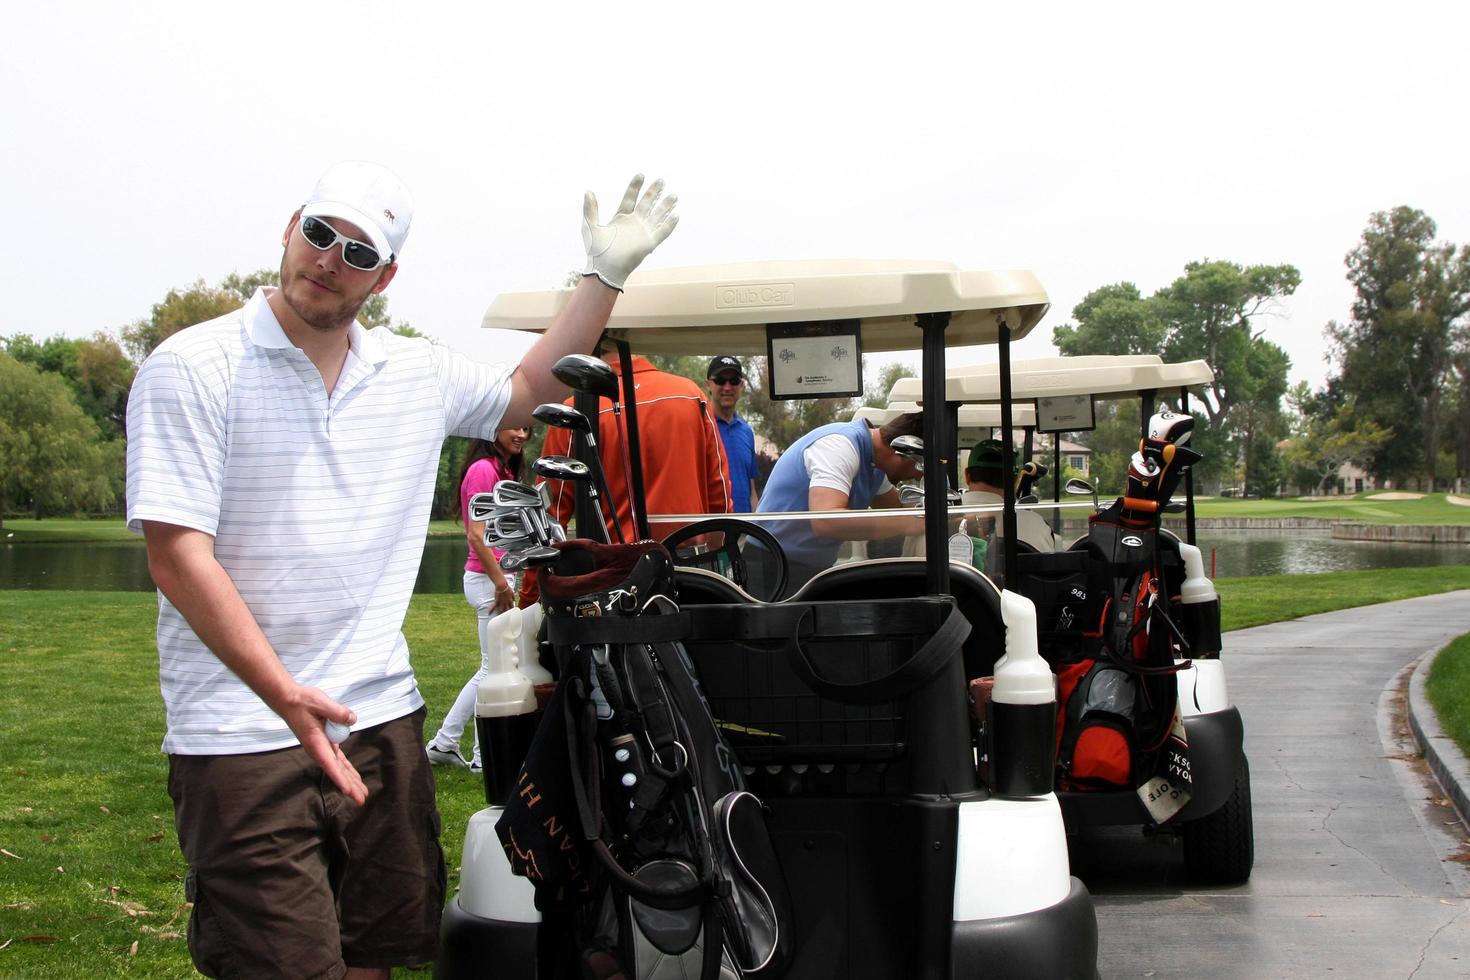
706, 355, 744, 379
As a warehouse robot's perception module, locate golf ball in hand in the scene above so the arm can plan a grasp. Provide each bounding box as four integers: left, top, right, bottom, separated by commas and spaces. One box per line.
325, 721, 352, 744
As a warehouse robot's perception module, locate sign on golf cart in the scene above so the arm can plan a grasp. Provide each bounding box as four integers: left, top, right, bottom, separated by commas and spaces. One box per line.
1036, 394, 1094, 433
766, 320, 863, 398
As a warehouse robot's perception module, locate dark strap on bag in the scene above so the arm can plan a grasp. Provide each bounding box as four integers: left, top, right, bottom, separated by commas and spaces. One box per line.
784, 601, 971, 705
548, 614, 692, 645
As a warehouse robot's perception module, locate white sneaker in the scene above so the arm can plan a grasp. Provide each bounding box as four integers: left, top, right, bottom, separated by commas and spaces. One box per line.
426, 741, 469, 768
469, 758, 483, 775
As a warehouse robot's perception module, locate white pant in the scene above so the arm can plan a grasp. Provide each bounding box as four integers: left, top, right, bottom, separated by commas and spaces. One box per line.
431, 569, 516, 766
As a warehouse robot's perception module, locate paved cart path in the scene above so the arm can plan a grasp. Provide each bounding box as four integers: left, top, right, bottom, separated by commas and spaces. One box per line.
1080, 591, 1470, 980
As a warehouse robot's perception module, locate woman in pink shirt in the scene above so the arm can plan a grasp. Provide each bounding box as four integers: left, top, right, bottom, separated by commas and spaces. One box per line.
426, 427, 529, 771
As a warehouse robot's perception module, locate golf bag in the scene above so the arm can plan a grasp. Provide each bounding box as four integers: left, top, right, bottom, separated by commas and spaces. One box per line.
496, 540, 793, 980
1053, 411, 1199, 818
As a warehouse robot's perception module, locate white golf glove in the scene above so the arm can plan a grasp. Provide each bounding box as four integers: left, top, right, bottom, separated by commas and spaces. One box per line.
581, 174, 679, 290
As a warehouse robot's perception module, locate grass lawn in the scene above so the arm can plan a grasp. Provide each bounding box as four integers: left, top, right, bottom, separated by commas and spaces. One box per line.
6, 567, 1470, 976
1427, 633, 1470, 763
0, 592, 481, 978
1215, 565, 1470, 632
3, 518, 470, 543
8, 491, 1470, 545
1193, 492, 1470, 525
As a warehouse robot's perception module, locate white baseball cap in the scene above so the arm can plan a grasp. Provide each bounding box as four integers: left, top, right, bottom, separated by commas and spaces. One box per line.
300, 161, 414, 262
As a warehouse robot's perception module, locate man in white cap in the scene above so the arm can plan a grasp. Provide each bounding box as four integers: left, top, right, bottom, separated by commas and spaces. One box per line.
125, 162, 678, 979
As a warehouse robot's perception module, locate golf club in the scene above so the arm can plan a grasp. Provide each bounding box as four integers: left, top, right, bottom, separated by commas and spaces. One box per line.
890, 434, 925, 473
467, 492, 498, 524
491, 481, 559, 545
531, 451, 619, 544
529, 410, 624, 543
552, 353, 642, 538
500, 545, 562, 572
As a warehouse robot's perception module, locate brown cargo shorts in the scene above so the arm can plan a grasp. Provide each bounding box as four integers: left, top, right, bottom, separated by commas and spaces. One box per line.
167, 707, 447, 979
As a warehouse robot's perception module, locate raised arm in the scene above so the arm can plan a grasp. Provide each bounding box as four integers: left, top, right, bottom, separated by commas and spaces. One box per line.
142, 521, 368, 804
502, 174, 679, 426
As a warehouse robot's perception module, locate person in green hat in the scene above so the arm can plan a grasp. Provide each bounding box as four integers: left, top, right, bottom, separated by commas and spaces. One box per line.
958, 438, 1058, 556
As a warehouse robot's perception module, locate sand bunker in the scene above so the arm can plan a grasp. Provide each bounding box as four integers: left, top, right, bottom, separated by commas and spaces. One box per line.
1367, 492, 1425, 501
1448, 495, 1470, 507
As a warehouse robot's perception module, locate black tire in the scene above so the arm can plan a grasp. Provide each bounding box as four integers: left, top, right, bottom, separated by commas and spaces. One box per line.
1182, 756, 1254, 884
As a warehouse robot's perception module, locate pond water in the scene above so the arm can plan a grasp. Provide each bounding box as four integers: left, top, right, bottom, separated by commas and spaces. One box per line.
3, 530, 1469, 593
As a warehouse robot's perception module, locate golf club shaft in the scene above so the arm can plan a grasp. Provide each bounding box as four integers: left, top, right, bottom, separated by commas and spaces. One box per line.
585, 435, 625, 543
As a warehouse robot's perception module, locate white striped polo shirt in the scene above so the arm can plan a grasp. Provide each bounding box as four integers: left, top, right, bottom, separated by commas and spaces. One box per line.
126, 288, 511, 755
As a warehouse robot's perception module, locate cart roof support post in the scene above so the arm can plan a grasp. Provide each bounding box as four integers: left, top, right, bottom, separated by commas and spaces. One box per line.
918, 311, 952, 596
1182, 386, 1197, 544
613, 338, 652, 541
998, 317, 1018, 587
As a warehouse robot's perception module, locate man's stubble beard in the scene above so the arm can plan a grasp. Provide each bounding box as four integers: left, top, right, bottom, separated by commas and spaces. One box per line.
279, 258, 375, 333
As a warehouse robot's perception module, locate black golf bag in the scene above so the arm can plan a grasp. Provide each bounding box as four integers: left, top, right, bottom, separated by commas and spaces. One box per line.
495, 540, 793, 980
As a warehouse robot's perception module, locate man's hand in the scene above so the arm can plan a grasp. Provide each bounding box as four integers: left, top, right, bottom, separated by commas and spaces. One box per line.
581, 174, 679, 290
279, 685, 369, 806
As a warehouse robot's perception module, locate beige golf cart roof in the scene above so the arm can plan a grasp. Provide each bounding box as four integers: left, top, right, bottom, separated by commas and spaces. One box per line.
483, 260, 1050, 355
886, 354, 1215, 404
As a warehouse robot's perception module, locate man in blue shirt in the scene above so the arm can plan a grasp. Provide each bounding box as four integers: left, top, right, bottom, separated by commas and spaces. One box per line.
747, 412, 928, 597
706, 355, 760, 512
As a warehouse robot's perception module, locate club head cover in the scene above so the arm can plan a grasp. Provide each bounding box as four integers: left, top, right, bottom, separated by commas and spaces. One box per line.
1148, 410, 1196, 447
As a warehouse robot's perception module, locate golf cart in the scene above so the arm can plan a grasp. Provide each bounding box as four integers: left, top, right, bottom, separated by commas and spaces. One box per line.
888, 354, 1253, 884
436, 261, 1098, 978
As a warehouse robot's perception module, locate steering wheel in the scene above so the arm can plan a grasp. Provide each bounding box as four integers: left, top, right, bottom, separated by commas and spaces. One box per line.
661, 518, 788, 603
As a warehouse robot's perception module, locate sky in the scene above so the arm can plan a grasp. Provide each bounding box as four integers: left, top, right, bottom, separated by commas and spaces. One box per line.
3, 1, 1466, 393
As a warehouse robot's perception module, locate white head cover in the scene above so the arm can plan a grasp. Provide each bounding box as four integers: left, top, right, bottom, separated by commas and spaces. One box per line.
1147, 410, 1195, 446
301, 161, 414, 261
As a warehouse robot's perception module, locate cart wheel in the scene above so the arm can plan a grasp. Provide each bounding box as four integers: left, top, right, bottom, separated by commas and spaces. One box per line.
1182, 756, 1254, 884
661, 518, 787, 603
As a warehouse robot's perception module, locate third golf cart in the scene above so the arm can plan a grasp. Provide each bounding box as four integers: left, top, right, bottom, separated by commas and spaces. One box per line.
887, 354, 1254, 884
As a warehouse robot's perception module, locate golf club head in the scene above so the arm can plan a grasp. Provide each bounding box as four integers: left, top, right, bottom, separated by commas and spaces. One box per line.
552, 353, 620, 401
491, 512, 536, 540
890, 434, 925, 473
485, 528, 536, 551
898, 484, 925, 506
1016, 459, 1049, 497
493, 481, 546, 506
532, 455, 592, 482
501, 545, 562, 571
532, 402, 592, 434
467, 492, 498, 523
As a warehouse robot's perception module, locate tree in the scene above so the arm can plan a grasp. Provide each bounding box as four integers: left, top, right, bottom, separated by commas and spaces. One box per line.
1326, 207, 1470, 490
0, 354, 118, 525
1283, 383, 1392, 495
1, 332, 134, 440
1051, 283, 1164, 357
121, 269, 424, 360
1053, 260, 1299, 493
122, 276, 261, 361
863, 361, 916, 409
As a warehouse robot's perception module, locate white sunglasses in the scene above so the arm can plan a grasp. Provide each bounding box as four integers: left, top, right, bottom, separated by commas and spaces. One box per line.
299, 215, 390, 270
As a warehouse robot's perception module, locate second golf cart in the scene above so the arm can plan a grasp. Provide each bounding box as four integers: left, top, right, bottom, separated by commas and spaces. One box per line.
437, 260, 1100, 978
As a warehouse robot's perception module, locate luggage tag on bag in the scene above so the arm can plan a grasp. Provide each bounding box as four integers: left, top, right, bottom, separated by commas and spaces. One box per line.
1137, 710, 1193, 824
